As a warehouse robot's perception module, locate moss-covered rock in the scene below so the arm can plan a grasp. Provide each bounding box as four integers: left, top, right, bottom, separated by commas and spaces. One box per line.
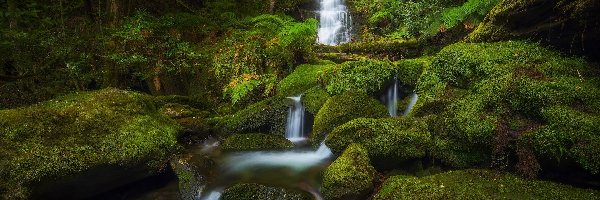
412, 41, 600, 172
221, 133, 294, 152
220, 183, 311, 200
393, 56, 431, 87
312, 91, 388, 143
0, 88, 182, 199
211, 96, 289, 136
322, 144, 376, 200
160, 103, 202, 119
302, 86, 330, 114
468, 0, 600, 60
277, 64, 333, 97
374, 169, 599, 200
320, 59, 397, 95
325, 118, 431, 168
520, 106, 600, 174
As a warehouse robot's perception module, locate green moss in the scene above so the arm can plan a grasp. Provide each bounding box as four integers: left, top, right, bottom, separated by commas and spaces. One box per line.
320, 59, 397, 95
211, 95, 289, 135
520, 106, 600, 174
221, 133, 294, 152
159, 103, 202, 119
393, 56, 431, 87
312, 91, 388, 143
325, 118, 431, 168
221, 183, 310, 200
302, 87, 330, 114
374, 169, 599, 199
0, 88, 182, 199
322, 144, 376, 200
277, 64, 333, 97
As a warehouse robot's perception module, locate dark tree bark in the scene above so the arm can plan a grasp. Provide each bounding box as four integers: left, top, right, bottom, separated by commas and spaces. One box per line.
7, 0, 17, 28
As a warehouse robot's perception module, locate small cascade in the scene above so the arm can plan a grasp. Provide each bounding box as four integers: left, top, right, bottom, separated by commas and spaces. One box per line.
198, 143, 334, 200
317, 0, 352, 45
403, 93, 418, 116
285, 95, 307, 143
386, 76, 399, 117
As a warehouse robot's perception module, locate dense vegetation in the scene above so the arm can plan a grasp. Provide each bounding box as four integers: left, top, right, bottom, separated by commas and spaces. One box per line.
1, 0, 599, 199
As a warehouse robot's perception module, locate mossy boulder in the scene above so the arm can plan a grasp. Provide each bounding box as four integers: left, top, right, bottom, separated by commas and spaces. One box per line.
0, 88, 182, 199
374, 169, 599, 199
412, 41, 600, 172
519, 106, 600, 174
468, 0, 600, 60
302, 86, 330, 114
322, 144, 376, 200
393, 56, 430, 87
221, 133, 294, 152
325, 118, 431, 168
320, 59, 398, 95
312, 91, 388, 143
211, 96, 289, 136
277, 64, 333, 97
220, 183, 311, 200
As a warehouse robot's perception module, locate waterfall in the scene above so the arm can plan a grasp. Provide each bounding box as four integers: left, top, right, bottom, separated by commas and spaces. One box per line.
285, 95, 307, 143
403, 93, 418, 116
386, 76, 399, 117
317, 0, 352, 45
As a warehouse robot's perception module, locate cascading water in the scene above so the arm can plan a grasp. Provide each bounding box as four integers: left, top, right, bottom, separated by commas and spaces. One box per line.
317, 0, 352, 45
403, 93, 418, 116
198, 143, 334, 200
386, 76, 399, 117
285, 95, 307, 143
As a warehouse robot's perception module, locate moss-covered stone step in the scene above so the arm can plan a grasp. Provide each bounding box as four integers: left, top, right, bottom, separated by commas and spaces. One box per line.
374, 169, 600, 200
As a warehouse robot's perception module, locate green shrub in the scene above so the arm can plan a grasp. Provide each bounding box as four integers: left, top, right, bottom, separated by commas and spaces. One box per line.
374, 169, 599, 200
322, 144, 376, 200
221, 133, 294, 152
0, 88, 182, 199
312, 91, 388, 143
326, 118, 431, 167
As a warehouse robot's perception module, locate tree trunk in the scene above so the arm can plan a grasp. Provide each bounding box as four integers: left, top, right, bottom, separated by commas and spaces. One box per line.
269, 0, 275, 13
108, 0, 120, 27
7, 0, 17, 29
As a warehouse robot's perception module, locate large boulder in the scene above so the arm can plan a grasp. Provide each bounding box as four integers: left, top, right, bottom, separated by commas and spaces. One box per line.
312, 91, 388, 143
325, 118, 431, 168
0, 88, 182, 199
413, 41, 600, 173
469, 0, 600, 60
322, 144, 377, 200
374, 169, 599, 199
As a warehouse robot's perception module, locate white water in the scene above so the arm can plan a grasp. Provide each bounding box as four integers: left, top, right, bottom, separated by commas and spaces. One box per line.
198, 143, 334, 200
386, 77, 399, 117
222, 143, 333, 173
403, 93, 418, 116
285, 95, 307, 143
317, 0, 352, 45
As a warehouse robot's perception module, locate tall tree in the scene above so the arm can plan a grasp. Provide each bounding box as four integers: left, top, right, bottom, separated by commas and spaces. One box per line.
7, 0, 17, 28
